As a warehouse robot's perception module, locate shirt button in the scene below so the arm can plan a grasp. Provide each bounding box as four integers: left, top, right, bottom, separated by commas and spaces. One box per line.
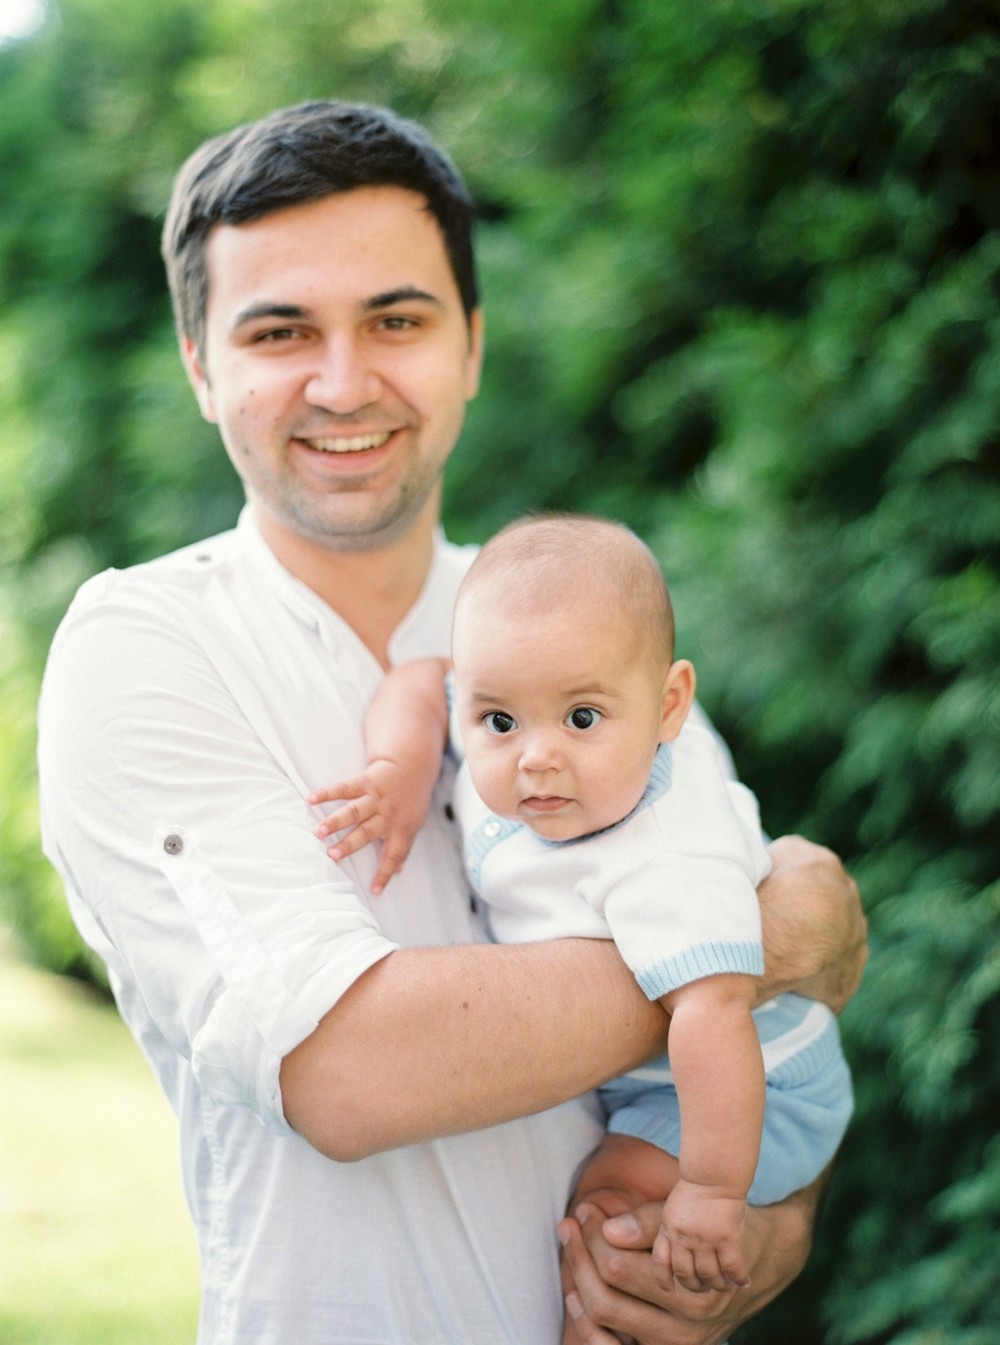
163, 833, 184, 856
483, 821, 500, 838
444, 803, 455, 821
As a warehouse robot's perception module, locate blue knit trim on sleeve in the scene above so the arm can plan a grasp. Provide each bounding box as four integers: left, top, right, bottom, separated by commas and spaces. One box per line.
636, 940, 764, 999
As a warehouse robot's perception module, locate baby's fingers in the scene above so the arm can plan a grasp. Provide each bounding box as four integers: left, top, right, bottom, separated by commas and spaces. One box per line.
314, 795, 379, 841
666, 1241, 703, 1295
308, 776, 369, 807
369, 835, 413, 896
650, 1229, 675, 1294
717, 1242, 751, 1290
326, 819, 386, 865
674, 1249, 731, 1296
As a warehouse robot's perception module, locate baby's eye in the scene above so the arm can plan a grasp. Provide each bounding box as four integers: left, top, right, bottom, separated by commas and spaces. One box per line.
484, 711, 518, 735
566, 707, 602, 730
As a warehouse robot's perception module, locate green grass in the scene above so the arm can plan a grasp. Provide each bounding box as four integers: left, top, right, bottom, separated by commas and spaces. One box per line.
0, 934, 199, 1344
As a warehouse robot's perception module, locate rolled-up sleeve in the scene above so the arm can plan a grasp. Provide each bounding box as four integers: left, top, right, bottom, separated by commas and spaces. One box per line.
38, 574, 399, 1133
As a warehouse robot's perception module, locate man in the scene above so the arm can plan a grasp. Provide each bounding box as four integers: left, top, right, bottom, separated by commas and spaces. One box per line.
37, 101, 865, 1344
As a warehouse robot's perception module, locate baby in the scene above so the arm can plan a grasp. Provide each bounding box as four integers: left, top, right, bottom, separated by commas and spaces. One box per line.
309, 514, 853, 1313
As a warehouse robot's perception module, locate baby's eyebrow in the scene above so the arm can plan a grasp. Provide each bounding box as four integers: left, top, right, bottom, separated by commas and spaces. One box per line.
465, 689, 509, 707
560, 682, 623, 700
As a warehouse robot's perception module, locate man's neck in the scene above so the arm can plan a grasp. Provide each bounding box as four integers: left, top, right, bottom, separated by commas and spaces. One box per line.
254, 507, 438, 669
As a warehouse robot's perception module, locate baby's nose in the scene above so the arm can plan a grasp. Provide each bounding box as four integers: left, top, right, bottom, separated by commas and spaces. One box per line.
518, 732, 561, 773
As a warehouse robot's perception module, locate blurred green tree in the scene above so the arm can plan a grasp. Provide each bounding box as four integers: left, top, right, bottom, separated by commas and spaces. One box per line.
1, 0, 998, 1340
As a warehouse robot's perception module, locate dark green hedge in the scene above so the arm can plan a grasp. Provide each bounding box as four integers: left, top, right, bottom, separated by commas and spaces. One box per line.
2, 2, 997, 1339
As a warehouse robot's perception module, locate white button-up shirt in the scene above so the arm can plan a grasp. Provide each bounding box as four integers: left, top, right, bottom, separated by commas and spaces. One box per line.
38, 507, 604, 1345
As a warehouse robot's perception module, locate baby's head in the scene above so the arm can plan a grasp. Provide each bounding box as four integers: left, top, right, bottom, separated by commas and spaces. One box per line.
452, 514, 695, 840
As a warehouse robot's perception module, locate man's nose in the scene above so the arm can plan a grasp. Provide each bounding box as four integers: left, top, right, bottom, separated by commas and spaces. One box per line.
304, 335, 380, 412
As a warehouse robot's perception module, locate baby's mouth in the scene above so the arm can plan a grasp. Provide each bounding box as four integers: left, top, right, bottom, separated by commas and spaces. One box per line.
521, 795, 571, 813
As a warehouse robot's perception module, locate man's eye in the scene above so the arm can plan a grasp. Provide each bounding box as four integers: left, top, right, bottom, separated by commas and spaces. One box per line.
566, 707, 602, 730
483, 712, 517, 735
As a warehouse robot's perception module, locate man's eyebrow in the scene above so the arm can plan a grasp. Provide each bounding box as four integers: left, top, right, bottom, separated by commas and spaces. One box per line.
363, 286, 444, 312
229, 289, 444, 332
230, 302, 310, 331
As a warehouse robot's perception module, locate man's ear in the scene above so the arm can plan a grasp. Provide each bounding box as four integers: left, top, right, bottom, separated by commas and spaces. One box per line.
464, 309, 485, 400
658, 659, 696, 743
180, 336, 218, 424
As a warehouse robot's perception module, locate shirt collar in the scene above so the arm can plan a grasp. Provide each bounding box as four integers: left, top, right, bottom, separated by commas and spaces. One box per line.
233, 504, 453, 670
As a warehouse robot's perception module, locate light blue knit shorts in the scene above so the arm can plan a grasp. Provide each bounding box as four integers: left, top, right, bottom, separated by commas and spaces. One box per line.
599, 993, 854, 1205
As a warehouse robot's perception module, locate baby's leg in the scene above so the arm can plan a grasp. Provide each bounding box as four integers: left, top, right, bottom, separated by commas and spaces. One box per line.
560, 1133, 680, 1344
572, 1131, 680, 1207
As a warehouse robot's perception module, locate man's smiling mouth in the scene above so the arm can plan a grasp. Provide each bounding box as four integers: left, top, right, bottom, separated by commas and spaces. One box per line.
301, 432, 393, 454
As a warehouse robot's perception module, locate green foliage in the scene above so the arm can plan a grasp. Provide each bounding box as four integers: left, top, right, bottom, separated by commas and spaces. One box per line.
1, 1, 998, 1340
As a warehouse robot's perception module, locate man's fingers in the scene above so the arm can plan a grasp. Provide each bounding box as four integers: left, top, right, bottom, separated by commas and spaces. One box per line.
562, 1204, 703, 1342
563, 1291, 628, 1344
559, 1213, 654, 1342
603, 1200, 664, 1249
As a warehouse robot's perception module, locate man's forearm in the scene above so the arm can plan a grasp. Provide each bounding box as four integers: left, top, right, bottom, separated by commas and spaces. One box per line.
281, 938, 667, 1159
282, 835, 866, 1161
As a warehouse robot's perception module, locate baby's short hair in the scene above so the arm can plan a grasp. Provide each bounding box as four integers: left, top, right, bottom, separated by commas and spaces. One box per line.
456, 513, 676, 663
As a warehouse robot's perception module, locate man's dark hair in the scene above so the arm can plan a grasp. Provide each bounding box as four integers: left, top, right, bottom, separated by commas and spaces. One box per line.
162, 100, 478, 355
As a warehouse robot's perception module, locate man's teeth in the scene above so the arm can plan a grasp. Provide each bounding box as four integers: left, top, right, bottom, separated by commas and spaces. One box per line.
307, 432, 392, 453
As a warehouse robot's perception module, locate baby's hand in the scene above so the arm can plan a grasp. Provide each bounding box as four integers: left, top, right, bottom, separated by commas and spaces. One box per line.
309, 757, 426, 895
651, 1177, 749, 1295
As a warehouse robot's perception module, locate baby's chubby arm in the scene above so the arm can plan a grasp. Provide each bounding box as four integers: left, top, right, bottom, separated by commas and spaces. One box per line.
309, 657, 450, 894
654, 973, 764, 1296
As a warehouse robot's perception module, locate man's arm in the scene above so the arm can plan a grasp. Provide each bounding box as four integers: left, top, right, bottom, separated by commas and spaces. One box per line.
283, 831, 865, 1160
280, 935, 667, 1159
40, 596, 669, 1157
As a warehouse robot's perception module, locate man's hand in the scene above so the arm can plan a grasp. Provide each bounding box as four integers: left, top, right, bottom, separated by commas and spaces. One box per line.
309, 756, 430, 894
559, 1189, 748, 1345
559, 1176, 820, 1345
758, 835, 867, 1013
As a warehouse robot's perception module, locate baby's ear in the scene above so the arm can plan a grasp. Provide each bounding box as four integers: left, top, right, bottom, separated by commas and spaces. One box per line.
658, 660, 696, 743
